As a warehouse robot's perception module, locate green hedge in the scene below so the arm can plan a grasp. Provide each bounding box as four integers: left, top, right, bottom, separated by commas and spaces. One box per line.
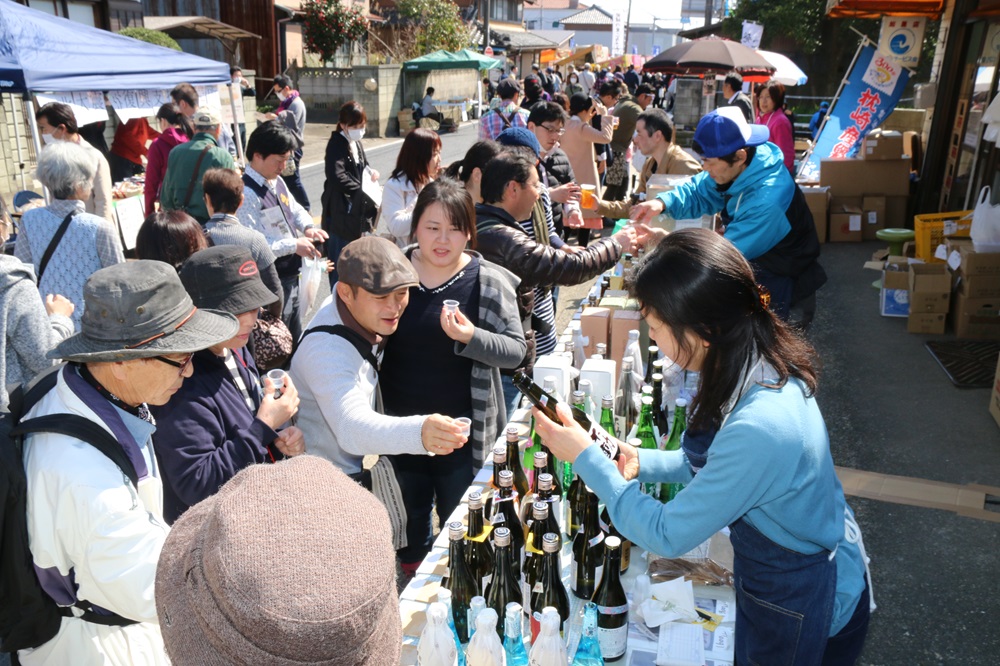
118, 27, 182, 51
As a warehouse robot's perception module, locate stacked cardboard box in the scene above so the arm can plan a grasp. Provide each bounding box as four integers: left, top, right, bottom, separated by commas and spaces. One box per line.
949, 247, 1000, 339
819, 158, 910, 241
801, 186, 830, 243
907, 263, 950, 334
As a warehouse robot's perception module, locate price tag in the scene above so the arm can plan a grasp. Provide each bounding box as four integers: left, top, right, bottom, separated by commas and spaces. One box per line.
466, 525, 493, 543
596, 603, 629, 615
525, 532, 543, 555
532, 582, 544, 594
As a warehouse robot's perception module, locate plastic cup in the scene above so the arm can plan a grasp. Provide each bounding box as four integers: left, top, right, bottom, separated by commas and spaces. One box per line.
456, 417, 472, 438
611, 115, 620, 129
580, 185, 597, 209
443, 299, 460, 315
266, 369, 287, 398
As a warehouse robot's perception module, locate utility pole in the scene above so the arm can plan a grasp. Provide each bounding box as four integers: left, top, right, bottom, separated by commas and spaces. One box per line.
704, 0, 714, 26
483, 0, 491, 52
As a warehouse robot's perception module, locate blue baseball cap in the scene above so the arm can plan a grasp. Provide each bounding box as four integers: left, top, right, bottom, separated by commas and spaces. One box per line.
498, 126, 541, 158
693, 107, 770, 158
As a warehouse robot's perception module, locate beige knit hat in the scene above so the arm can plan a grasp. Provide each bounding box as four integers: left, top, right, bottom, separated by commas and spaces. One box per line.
156, 456, 402, 665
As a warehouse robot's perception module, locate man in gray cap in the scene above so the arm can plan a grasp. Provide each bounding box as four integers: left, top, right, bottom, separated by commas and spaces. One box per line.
290, 237, 467, 542
17, 261, 237, 666
159, 106, 235, 223
156, 455, 402, 665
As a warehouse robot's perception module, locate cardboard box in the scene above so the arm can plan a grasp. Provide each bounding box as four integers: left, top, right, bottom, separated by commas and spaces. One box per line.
880, 256, 911, 317
862, 195, 887, 240
861, 130, 904, 160
958, 247, 1000, 279
820, 158, 910, 197
580, 307, 610, 357
829, 203, 864, 242
609, 310, 641, 368
951, 292, 1000, 339
958, 275, 1000, 300
913, 210, 973, 262
908, 263, 951, 313
907, 312, 947, 334
990, 355, 1000, 430
801, 186, 830, 243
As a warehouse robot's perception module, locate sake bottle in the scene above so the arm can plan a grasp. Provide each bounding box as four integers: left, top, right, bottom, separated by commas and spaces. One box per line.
644, 344, 660, 386
445, 522, 480, 643
467, 491, 494, 593
485, 527, 520, 640
598, 505, 630, 574
592, 536, 628, 661
635, 397, 660, 499
528, 534, 570, 641
503, 602, 530, 666
598, 395, 616, 439
437, 589, 467, 666
490, 470, 523, 582
466, 607, 505, 666
505, 425, 531, 500
571, 487, 604, 599
570, 602, 605, 666
614, 358, 639, 439
418, 602, 459, 666
528, 607, 569, 665
661, 398, 687, 503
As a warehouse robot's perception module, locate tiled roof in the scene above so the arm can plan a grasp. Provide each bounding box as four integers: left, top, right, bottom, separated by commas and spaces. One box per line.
559, 6, 612, 25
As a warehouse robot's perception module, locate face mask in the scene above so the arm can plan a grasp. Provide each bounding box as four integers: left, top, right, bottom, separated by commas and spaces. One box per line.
42, 132, 59, 145
347, 128, 365, 142
570, 77, 578, 83
276, 91, 286, 101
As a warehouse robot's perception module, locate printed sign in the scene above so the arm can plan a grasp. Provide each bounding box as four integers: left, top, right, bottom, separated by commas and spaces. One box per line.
612, 10, 627, 58
35, 91, 108, 126
879, 17, 926, 68
108, 89, 173, 123
741, 21, 763, 50
797, 44, 910, 181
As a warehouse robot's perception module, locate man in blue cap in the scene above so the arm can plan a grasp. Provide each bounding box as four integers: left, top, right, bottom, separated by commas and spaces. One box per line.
632, 107, 825, 320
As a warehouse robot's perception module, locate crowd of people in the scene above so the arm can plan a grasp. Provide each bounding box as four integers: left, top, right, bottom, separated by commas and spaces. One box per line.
1, 61, 867, 666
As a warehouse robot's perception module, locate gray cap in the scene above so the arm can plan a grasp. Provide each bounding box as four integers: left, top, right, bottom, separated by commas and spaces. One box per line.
50, 260, 238, 362
337, 236, 419, 295
192, 106, 221, 128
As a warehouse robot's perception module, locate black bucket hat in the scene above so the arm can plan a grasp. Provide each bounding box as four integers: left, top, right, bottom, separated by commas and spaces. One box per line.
179, 245, 279, 314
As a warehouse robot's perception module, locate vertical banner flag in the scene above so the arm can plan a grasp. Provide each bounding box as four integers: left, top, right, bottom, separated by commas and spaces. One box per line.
652, 44, 661, 57
742, 21, 763, 50
798, 45, 910, 182
612, 10, 627, 57
879, 17, 926, 68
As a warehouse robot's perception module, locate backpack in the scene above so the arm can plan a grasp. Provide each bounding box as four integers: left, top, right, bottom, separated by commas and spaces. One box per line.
0, 365, 139, 654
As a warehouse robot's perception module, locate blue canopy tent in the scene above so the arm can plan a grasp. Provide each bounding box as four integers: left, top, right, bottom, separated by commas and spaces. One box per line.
0, 0, 235, 184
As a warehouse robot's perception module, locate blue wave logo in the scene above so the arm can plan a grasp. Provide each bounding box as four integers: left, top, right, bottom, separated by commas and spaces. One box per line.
890, 31, 912, 56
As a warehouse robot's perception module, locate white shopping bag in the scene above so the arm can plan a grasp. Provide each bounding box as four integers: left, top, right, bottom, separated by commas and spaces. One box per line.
298, 257, 324, 328
970, 186, 1000, 252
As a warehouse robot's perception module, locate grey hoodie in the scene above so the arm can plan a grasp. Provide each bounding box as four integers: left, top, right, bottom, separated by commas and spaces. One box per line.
1, 255, 74, 410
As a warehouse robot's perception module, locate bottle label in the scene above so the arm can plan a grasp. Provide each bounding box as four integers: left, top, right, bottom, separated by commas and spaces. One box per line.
532, 581, 544, 594
594, 564, 604, 589
481, 574, 492, 593
530, 612, 543, 642
596, 603, 629, 615
597, 625, 628, 658
588, 423, 621, 461
588, 532, 605, 548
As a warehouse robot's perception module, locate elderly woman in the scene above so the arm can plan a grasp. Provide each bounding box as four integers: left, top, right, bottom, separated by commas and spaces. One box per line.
35, 102, 113, 222
15, 141, 124, 329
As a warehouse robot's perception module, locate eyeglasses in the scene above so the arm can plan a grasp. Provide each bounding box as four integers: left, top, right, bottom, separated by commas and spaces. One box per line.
153, 354, 194, 376
539, 124, 565, 136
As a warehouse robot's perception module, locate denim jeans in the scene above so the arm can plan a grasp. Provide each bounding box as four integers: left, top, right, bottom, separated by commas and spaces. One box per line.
500, 373, 522, 418
284, 151, 310, 212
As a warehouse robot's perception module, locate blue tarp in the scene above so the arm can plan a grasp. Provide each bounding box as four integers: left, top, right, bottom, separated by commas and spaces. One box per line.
0, 0, 229, 93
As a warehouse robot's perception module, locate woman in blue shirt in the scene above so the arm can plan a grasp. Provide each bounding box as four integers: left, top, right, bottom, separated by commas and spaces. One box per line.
533, 228, 872, 665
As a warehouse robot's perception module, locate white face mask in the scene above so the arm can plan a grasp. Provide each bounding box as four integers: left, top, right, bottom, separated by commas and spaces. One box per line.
276, 91, 286, 101
42, 132, 59, 145
347, 128, 365, 142
570, 77, 578, 83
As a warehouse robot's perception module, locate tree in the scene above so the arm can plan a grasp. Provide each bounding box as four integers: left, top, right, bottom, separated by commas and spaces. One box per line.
118, 27, 181, 51
388, 0, 473, 59
302, 0, 369, 64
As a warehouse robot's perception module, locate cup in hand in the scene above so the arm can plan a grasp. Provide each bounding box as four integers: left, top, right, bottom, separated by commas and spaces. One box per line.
580, 185, 597, 209
266, 369, 287, 398
611, 116, 620, 129
456, 417, 472, 438
443, 299, 460, 315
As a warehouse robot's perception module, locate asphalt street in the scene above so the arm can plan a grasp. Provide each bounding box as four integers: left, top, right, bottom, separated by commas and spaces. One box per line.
294, 121, 1000, 664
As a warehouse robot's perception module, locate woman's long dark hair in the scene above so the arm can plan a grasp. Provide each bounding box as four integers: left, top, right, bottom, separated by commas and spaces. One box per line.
135, 210, 208, 271
630, 228, 818, 431
444, 140, 502, 183
156, 103, 194, 139
390, 128, 442, 186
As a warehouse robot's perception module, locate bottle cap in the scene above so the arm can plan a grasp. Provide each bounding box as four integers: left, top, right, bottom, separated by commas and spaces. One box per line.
505, 425, 519, 440
652, 372, 664, 382
471, 596, 486, 611
498, 470, 514, 487
533, 451, 548, 466
652, 359, 664, 369
532, 501, 549, 519
675, 397, 689, 407
427, 602, 448, 623
437, 588, 452, 603
448, 522, 466, 541
571, 390, 586, 405
542, 533, 560, 553
642, 395, 654, 406
628, 438, 642, 447
641, 385, 653, 395
622, 357, 633, 370
494, 526, 511, 546
628, 329, 639, 340
596, 343, 607, 354
605, 535, 621, 549
579, 379, 592, 392
492, 444, 507, 463
543, 376, 557, 391
505, 602, 522, 618
537, 473, 553, 491
648, 345, 659, 354
602, 395, 614, 407
565, 340, 575, 350
476, 607, 499, 631
468, 490, 483, 509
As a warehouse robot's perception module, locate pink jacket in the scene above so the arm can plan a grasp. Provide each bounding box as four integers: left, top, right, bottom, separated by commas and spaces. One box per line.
756, 110, 795, 173
144, 127, 189, 213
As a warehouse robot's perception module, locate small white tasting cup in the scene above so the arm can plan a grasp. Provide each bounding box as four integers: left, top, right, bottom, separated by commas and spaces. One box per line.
456, 417, 472, 438
443, 299, 460, 315
266, 369, 287, 398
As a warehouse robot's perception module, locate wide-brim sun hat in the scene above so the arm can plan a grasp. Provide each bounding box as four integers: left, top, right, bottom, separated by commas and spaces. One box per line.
693, 106, 770, 159
50, 260, 239, 363
156, 456, 402, 665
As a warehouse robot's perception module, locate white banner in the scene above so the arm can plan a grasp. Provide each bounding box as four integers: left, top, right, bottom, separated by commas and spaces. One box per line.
35, 91, 108, 126
217, 84, 246, 125
878, 17, 926, 68
741, 21, 763, 50
612, 10, 626, 58
107, 89, 173, 123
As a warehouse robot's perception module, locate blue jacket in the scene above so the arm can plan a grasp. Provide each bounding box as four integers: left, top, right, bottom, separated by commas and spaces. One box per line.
151, 348, 280, 524
575, 376, 867, 636
657, 142, 825, 300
